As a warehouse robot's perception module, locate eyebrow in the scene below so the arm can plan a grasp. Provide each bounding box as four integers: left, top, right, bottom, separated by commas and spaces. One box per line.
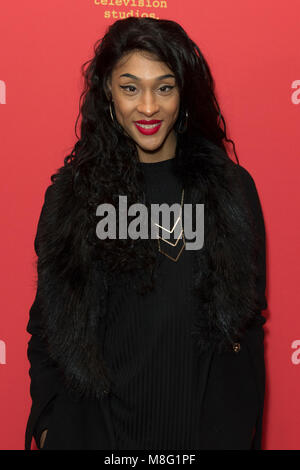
119, 73, 175, 81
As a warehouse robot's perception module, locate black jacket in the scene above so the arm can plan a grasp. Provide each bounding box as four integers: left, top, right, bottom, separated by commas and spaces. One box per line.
25, 136, 268, 450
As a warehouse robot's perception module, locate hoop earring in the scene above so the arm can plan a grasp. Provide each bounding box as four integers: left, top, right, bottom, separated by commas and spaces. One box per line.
176, 109, 189, 134
109, 100, 125, 135
109, 100, 114, 123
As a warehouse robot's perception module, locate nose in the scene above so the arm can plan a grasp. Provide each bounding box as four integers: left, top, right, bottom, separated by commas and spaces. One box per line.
136, 90, 160, 116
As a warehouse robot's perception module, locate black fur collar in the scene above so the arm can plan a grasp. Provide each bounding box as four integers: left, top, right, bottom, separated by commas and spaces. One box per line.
36, 133, 264, 401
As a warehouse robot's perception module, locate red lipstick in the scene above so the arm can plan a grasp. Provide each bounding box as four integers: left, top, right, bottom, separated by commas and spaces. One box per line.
134, 120, 162, 135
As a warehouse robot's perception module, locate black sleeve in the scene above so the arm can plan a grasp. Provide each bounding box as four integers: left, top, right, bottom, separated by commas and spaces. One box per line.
25, 185, 63, 450
238, 165, 268, 325
32, 397, 55, 449
236, 165, 268, 449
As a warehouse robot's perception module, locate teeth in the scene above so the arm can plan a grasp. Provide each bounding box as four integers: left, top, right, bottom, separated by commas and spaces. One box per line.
137, 123, 160, 129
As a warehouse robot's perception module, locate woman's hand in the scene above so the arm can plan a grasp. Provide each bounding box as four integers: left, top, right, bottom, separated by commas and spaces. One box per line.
40, 429, 48, 449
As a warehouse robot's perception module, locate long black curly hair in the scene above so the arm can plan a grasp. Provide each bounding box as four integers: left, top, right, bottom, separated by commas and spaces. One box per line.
49, 17, 239, 295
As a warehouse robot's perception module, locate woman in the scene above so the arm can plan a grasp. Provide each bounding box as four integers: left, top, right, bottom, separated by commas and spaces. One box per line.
25, 17, 268, 450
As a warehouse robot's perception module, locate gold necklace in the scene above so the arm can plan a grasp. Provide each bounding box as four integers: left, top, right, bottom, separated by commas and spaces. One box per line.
151, 188, 186, 262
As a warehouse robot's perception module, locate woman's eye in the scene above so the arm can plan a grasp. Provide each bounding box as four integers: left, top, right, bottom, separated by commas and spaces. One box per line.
159, 85, 174, 93
120, 85, 174, 93
120, 85, 136, 93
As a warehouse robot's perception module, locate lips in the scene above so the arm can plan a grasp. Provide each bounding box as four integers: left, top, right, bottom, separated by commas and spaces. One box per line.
135, 120, 162, 124
134, 120, 163, 135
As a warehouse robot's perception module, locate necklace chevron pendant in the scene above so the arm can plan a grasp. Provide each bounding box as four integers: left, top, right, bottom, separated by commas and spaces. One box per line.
151, 188, 185, 262
158, 230, 186, 262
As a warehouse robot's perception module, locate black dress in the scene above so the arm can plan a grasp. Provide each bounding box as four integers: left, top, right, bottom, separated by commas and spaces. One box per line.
101, 156, 260, 450
103, 156, 206, 450
29, 156, 265, 450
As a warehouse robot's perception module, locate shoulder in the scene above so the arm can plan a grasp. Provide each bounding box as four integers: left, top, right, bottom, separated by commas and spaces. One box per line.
230, 162, 258, 196
231, 162, 265, 222
229, 163, 267, 249
41, 164, 74, 214
34, 165, 74, 255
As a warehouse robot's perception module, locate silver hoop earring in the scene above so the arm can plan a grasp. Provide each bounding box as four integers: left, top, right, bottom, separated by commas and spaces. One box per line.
109, 100, 126, 135
109, 101, 114, 123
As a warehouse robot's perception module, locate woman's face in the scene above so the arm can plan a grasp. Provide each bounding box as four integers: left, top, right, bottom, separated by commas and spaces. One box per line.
106, 50, 180, 162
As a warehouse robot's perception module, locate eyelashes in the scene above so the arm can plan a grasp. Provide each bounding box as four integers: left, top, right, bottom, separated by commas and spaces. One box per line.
119, 85, 175, 94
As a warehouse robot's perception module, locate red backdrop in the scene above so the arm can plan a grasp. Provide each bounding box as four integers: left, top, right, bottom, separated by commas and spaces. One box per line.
0, 0, 299, 450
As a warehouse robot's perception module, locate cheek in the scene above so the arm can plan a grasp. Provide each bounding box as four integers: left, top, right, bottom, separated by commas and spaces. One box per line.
167, 105, 180, 123
174, 107, 180, 120
169, 99, 180, 116
114, 98, 132, 120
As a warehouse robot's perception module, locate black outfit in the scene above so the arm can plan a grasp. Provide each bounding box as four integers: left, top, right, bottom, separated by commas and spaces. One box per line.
29, 156, 265, 450
103, 157, 205, 449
